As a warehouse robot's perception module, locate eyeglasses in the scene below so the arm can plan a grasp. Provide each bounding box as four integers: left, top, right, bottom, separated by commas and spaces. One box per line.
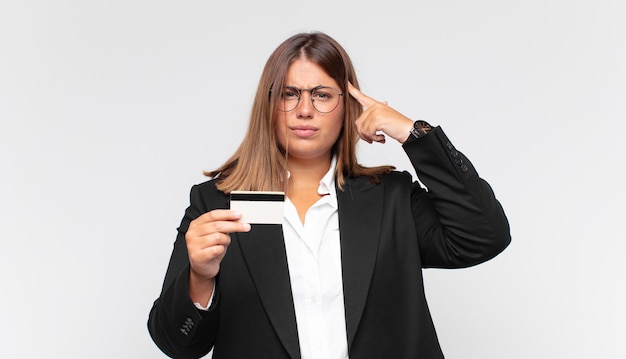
276, 86, 344, 113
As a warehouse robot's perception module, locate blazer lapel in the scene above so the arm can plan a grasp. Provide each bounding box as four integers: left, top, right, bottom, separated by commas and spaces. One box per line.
236, 225, 301, 359
337, 177, 385, 350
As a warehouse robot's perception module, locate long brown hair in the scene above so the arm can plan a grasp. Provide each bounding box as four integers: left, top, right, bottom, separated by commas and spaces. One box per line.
205, 32, 394, 193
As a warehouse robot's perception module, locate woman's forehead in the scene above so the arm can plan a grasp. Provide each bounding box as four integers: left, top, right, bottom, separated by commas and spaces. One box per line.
284, 59, 338, 89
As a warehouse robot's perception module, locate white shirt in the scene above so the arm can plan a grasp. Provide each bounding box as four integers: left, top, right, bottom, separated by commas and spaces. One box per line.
282, 157, 349, 359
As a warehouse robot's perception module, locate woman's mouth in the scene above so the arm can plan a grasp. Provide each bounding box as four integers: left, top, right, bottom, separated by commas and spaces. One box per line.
290, 125, 318, 138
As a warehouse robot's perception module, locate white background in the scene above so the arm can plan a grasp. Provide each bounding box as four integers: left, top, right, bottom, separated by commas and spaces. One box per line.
1, 0, 625, 358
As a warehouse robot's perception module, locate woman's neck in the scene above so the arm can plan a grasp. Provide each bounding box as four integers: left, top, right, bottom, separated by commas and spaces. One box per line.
286, 154, 332, 186
286, 154, 332, 224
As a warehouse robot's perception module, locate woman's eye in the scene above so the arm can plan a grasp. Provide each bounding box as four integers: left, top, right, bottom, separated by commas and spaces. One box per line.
281, 88, 299, 99
313, 91, 332, 100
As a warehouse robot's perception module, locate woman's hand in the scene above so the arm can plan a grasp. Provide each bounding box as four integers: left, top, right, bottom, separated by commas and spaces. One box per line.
349, 82, 414, 144
185, 209, 250, 305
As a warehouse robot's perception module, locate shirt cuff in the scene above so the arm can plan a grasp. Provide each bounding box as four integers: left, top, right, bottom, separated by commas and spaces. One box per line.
193, 286, 215, 311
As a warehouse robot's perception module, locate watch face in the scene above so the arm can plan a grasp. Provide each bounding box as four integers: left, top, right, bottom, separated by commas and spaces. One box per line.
414, 121, 432, 137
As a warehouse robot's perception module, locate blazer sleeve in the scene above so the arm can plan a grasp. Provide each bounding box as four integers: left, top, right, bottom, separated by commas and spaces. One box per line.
147, 182, 223, 358
402, 126, 511, 268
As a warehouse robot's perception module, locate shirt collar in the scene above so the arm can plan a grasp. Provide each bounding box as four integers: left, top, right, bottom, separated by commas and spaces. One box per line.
318, 155, 337, 200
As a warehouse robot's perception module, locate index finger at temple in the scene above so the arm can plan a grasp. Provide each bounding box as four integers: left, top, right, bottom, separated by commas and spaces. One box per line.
348, 82, 378, 108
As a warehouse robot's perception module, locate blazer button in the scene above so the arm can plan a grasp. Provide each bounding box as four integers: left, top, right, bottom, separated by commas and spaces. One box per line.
180, 317, 194, 335
460, 164, 468, 173
446, 142, 454, 150
454, 157, 463, 165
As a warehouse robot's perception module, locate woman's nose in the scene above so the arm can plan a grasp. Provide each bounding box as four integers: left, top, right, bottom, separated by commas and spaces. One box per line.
295, 92, 314, 118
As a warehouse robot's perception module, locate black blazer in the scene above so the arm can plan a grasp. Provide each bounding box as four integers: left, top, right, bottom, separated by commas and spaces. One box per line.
148, 127, 511, 359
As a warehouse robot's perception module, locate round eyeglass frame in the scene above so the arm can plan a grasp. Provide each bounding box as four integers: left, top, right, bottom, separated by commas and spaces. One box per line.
275, 86, 344, 113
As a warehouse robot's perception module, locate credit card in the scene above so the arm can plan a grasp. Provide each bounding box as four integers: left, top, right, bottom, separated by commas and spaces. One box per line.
229, 191, 285, 224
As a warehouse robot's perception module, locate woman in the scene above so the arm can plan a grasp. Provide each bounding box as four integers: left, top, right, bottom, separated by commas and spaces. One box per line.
148, 32, 510, 359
